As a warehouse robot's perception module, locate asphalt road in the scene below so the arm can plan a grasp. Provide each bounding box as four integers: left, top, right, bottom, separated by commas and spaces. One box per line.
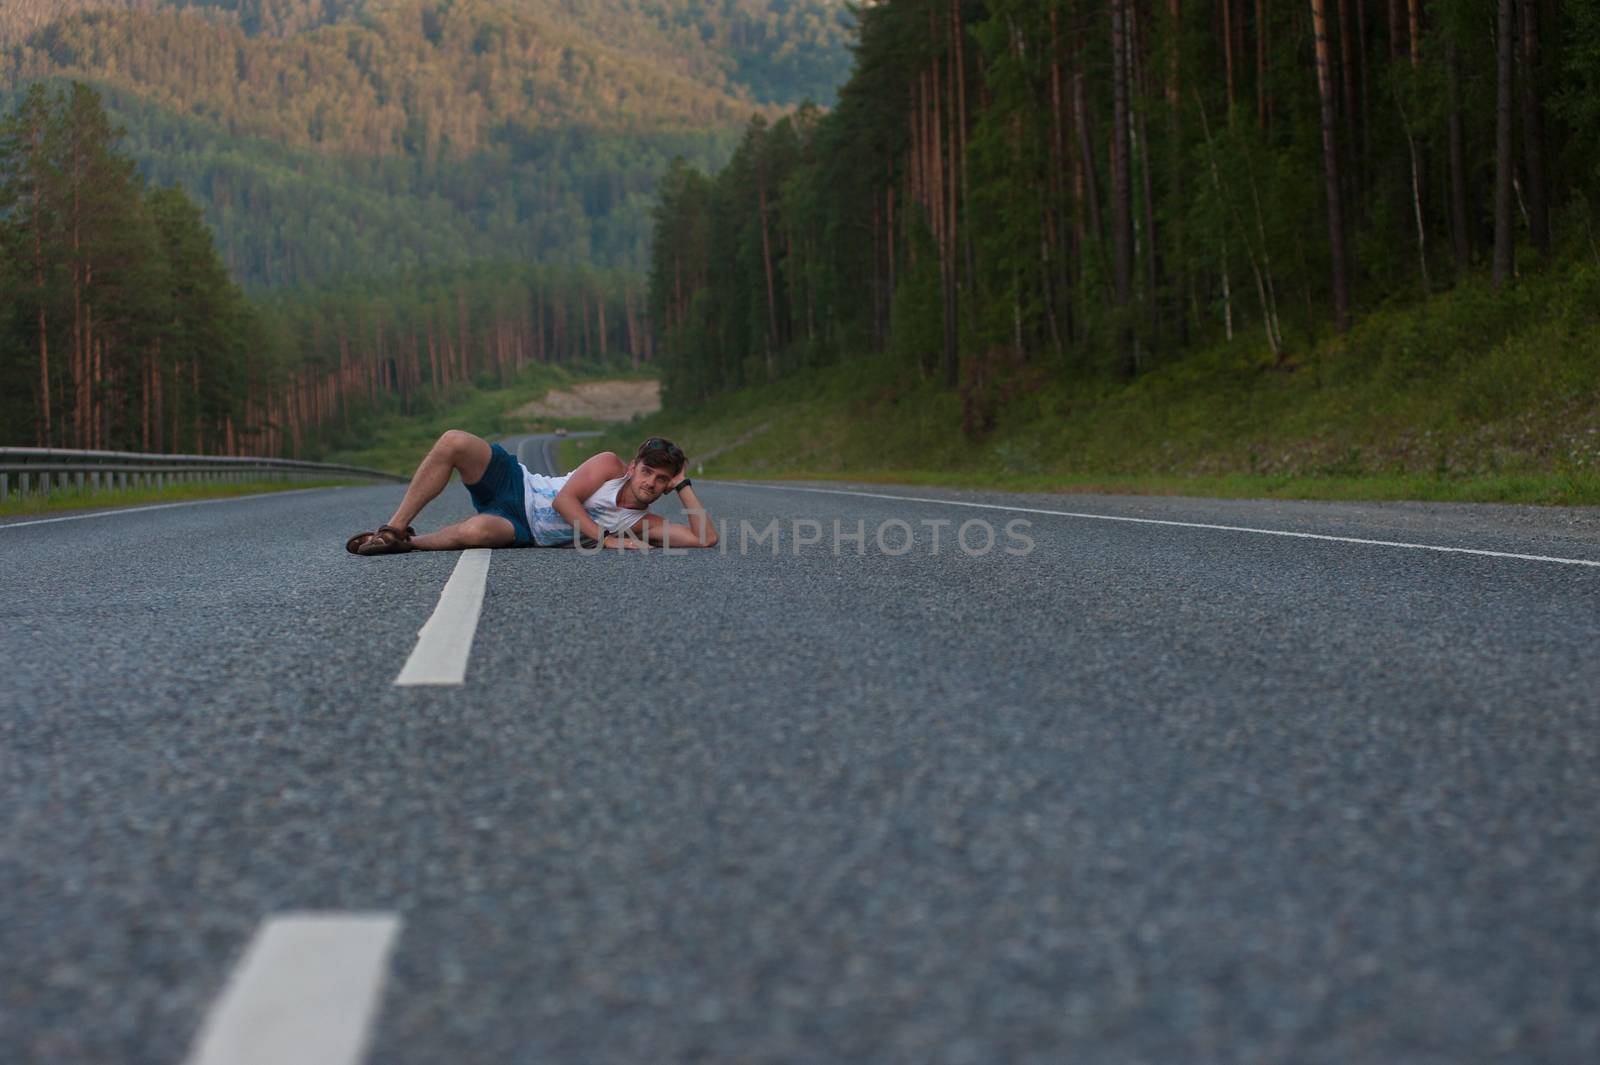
3, 438, 1598, 1064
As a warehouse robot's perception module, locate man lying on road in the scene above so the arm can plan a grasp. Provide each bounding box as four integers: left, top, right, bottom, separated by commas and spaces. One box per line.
345, 431, 717, 554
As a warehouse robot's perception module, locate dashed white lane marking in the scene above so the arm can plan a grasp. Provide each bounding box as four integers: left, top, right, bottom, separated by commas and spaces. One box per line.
395, 547, 492, 686
715, 481, 1600, 569
182, 912, 401, 1065
0, 487, 335, 530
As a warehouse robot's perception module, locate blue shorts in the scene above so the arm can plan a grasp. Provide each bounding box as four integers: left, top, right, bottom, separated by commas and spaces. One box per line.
464, 443, 534, 546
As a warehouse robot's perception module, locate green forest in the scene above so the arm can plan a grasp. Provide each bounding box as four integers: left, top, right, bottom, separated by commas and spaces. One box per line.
5, 0, 1600, 498
650, 0, 1599, 445
0, 84, 657, 456
0, 0, 852, 288
0, 1, 852, 459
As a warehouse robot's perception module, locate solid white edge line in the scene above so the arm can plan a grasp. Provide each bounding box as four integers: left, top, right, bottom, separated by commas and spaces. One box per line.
712, 480, 1600, 569
182, 912, 401, 1065
394, 548, 493, 686
0, 486, 343, 530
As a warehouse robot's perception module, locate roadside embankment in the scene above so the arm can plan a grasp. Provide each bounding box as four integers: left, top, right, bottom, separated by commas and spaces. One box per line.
570, 268, 1600, 506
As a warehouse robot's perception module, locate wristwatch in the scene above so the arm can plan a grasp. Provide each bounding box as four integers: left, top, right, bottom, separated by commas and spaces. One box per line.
673, 478, 692, 494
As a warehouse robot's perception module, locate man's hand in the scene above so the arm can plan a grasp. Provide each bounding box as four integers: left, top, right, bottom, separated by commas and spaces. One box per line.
605, 532, 650, 551
639, 470, 718, 548
580, 529, 650, 551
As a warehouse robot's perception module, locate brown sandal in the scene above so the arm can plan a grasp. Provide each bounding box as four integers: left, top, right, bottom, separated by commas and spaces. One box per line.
348, 524, 416, 555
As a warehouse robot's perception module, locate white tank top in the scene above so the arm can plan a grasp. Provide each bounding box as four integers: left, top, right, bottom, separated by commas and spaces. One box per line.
522, 468, 649, 546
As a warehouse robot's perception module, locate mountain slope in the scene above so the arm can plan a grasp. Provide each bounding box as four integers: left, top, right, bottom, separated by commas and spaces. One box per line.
0, 0, 854, 288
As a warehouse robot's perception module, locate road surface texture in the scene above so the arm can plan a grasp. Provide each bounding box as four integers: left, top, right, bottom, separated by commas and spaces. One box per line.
3, 434, 1597, 1064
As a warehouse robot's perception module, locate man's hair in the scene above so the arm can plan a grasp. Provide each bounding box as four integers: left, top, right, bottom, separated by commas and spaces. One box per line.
633, 436, 686, 474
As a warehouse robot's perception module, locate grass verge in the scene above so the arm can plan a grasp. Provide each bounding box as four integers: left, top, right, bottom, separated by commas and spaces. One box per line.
564, 265, 1600, 507
0, 479, 354, 520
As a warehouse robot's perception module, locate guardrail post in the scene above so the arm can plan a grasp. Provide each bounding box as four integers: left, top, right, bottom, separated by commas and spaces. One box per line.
1, 473, 7, 504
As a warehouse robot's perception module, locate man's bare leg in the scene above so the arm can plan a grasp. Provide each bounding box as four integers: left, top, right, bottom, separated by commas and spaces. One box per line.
385, 429, 494, 531
411, 514, 516, 551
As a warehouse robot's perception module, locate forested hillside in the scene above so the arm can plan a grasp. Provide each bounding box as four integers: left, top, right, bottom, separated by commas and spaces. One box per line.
0, 3, 858, 460
651, 0, 1598, 440
0, 84, 656, 457
0, 0, 853, 288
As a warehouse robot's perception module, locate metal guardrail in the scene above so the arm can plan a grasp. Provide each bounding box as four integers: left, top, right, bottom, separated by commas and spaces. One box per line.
0, 447, 407, 503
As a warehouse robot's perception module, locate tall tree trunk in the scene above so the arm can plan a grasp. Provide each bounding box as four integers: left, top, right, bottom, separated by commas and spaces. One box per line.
954, 0, 974, 289
95, 336, 105, 450
757, 146, 780, 378
71, 173, 83, 447
1399, 100, 1432, 293
82, 279, 93, 448
1356, 0, 1370, 153
1073, 71, 1105, 260
1256, 0, 1270, 130
153, 339, 163, 452
945, 5, 961, 386
939, 93, 958, 388
624, 284, 640, 366
1168, 0, 1187, 344
1447, 42, 1471, 268
1337, 0, 1359, 174
1492, 0, 1516, 288
337, 324, 350, 426
1048, 5, 1069, 352
877, 179, 889, 353
886, 165, 896, 305
1132, 0, 1160, 319
1311, 0, 1350, 331
1220, 0, 1237, 114
1519, 0, 1549, 257
33, 182, 50, 446
1337, 0, 1350, 126
1110, 0, 1134, 310
1396, 7, 1428, 293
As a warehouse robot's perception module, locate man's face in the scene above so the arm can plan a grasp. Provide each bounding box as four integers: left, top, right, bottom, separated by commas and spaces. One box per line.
628, 461, 675, 504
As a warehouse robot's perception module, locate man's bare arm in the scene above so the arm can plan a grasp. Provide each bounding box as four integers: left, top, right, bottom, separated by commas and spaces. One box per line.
643, 480, 719, 548
552, 452, 641, 549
